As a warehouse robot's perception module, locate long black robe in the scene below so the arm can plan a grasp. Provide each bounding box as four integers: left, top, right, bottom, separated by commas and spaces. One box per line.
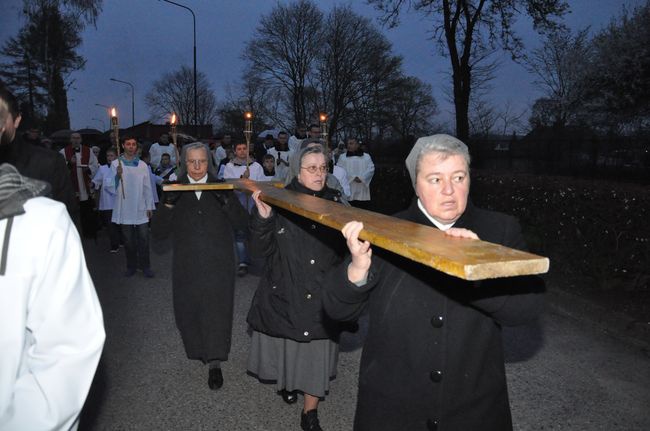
152, 173, 247, 362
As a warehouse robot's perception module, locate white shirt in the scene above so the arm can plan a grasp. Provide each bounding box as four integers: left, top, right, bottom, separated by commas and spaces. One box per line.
265, 147, 292, 183
108, 158, 155, 225
213, 146, 227, 165
417, 199, 455, 231
332, 165, 351, 198
59, 147, 99, 201
188, 173, 208, 199
149, 142, 178, 169
223, 160, 265, 181
92, 164, 117, 211
336, 152, 375, 201
0, 197, 105, 430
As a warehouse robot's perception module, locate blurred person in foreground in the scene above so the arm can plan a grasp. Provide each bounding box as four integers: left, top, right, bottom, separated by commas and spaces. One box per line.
323, 134, 545, 431
152, 142, 247, 390
0, 99, 105, 429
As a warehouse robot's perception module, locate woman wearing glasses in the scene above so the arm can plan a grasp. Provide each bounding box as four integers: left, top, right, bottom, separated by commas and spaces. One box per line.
247, 145, 346, 431
152, 142, 248, 391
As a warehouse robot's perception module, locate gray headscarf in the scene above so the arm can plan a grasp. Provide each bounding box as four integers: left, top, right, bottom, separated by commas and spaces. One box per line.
405, 134, 471, 189
176, 142, 218, 180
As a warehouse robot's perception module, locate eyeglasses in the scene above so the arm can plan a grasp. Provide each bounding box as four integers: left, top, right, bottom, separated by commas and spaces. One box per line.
186, 159, 208, 166
300, 165, 328, 174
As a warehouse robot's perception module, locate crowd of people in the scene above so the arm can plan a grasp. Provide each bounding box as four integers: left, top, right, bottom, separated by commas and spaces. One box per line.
0, 80, 544, 431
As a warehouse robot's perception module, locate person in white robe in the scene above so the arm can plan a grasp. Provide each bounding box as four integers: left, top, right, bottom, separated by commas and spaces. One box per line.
0, 163, 105, 431
336, 137, 375, 206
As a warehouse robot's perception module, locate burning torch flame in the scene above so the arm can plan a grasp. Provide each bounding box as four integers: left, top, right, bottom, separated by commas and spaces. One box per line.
244, 111, 253, 120
171, 113, 177, 125
319, 113, 328, 122
111, 107, 117, 118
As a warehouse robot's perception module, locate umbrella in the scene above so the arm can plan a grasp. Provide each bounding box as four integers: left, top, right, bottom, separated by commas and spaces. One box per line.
49, 129, 72, 139
257, 129, 281, 139
76, 128, 103, 136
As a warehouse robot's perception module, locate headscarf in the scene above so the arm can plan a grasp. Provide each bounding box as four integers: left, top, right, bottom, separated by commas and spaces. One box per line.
405, 134, 471, 189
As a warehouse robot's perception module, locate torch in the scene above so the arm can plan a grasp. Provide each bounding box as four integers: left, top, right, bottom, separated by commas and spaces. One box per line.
170, 112, 180, 168
319, 112, 329, 148
244, 111, 253, 168
111, 107, 126, 199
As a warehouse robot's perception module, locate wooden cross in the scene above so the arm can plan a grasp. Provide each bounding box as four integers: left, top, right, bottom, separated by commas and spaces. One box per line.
163, 179, 549, 281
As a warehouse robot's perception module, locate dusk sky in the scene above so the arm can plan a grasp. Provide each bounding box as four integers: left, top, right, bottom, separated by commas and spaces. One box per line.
0, 0, 644, 134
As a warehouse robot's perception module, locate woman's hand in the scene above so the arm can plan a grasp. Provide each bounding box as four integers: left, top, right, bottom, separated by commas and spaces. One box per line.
252, 190, 272, 219
342, 221, 372, 284
444, 227, 479, 240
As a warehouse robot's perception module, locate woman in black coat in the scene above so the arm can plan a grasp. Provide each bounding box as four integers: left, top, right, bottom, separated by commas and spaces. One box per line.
323, 134, 545, 431
247, 145, 346, 431
152, 142, 247, 390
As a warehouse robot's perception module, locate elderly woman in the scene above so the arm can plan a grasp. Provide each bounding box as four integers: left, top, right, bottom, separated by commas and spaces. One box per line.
247, 145, 346, 431
323, 134, 545, 431
152, 142, 247, 390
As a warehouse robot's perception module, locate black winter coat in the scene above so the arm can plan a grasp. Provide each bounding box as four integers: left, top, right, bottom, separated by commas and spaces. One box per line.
246, 182, 346, 342
0, 137, 78, 222
152, 173, 248, 362
323, 199, 545, 431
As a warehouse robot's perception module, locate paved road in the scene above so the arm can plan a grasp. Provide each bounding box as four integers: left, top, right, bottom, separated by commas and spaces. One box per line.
79, 235, 650, 430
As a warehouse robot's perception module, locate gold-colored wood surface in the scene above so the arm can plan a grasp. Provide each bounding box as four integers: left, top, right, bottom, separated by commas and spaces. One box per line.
163, 180, 549, 280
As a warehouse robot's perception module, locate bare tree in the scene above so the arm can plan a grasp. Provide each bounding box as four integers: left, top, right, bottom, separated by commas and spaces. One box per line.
316, 4, 403, 143
367, 0, 569, 143
524, 27, 591, 128
469, 96, 497, 137
145, 66, 218, 126
243, 0, 323, 127
496, 100, 527, 135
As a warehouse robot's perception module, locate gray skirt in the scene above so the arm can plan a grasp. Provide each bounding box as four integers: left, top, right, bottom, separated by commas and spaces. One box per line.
247, 331, 339, 398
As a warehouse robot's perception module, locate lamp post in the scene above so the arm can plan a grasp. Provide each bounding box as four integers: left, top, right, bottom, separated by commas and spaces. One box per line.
160, 0, 197, 136
91, 117, 106, 131
109, 78, 135, 127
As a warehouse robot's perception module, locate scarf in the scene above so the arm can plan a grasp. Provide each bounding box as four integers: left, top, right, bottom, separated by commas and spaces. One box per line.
0, 163, 50, 221
286, 177, 341, 202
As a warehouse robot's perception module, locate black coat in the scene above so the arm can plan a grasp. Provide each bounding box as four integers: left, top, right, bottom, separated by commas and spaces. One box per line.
246, 183, 346, 342
152, 173, 248, 362
323, 199, 545, 431
0, 137, 78, 222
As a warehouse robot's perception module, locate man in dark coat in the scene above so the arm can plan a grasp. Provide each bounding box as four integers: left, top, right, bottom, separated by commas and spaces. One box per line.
323, 134, 545, 431
152, 142, 247, 390
0, 83, 78, 223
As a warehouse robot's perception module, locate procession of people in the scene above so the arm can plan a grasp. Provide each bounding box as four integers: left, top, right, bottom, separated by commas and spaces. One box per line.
0, 80, 545, 431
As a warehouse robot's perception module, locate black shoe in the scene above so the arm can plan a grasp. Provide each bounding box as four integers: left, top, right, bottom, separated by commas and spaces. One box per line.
279, 389, 298, 404
208, 368, 223, 390
301, 409, 323, 431
237, 264, 248, 277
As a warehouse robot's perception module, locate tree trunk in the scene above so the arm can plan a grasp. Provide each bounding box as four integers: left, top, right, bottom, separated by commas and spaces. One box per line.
45, 69, 70, 133
453, 69, 471, 143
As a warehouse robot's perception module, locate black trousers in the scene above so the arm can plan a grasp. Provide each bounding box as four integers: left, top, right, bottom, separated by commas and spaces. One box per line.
79, 199, 98, 239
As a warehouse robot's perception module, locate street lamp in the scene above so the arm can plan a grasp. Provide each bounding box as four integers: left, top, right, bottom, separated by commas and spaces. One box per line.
109, 78, 135, 127
159, 0, 197, 136
91, 117, 106, 131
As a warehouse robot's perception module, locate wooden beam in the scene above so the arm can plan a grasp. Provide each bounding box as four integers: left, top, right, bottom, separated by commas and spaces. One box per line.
163, 180, 549, 281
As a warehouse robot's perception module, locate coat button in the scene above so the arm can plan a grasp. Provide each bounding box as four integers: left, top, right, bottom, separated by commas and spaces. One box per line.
430, 316, 444, 328
429, 370, 442, 382
272, 285, 277, 289
198, 210, 202, 215
426, 419, 438, 430
310, 224, 316, 229
303, 331, 309, 336
309, 259, 315, 264
306, 293, 312, 299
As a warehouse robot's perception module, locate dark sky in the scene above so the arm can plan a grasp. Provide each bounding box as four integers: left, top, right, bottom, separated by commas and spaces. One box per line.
0, 0, 644, 134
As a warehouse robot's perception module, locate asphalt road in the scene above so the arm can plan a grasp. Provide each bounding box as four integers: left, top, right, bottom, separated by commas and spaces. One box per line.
79, 235, 650, 431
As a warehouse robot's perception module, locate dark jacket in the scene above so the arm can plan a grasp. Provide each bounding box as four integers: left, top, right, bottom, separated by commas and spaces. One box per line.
323, 199, 545, 431
246, 181, 346, 342
151, 173, 248, 362
0, 137, 78, 222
